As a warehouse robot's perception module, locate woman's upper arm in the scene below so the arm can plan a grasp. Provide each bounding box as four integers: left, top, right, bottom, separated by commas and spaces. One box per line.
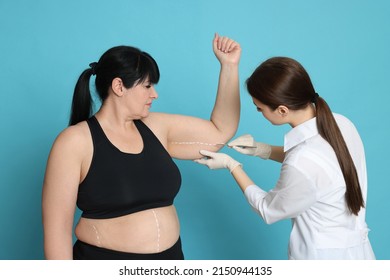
146, 112, 233, 160
42, 125, 88, 259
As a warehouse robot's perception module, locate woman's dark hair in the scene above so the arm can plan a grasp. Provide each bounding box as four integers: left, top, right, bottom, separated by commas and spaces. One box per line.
246, 57, 364, 215
69, 46, 160, 125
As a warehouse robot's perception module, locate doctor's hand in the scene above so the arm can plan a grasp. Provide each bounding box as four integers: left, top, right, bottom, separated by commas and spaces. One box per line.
228, 134, 272, 160
194, 150, 242, 173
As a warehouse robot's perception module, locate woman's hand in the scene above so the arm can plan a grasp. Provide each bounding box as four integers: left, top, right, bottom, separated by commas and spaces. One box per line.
213, 33, 241, 65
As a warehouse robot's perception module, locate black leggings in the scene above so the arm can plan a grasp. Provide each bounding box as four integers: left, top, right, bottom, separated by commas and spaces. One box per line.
73, 237, 184, 260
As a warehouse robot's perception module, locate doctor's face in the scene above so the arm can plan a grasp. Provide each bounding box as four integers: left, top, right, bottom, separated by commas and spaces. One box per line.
252, 97, 284, 125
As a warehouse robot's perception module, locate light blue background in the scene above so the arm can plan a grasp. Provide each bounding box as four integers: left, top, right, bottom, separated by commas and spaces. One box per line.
1, 0, 389, 260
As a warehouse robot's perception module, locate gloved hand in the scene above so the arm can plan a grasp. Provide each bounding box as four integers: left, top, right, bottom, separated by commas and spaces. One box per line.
194, 150, 242, 172
228, 134, 271, 160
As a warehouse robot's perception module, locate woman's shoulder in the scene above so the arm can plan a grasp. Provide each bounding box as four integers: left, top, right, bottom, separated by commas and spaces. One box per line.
143, 112, 174, 122
142, 111, 179, 131
51, 121, 91, 152
59, 120, 89, 139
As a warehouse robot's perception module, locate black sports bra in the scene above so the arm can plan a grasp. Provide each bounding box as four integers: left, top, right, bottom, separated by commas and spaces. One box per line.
76, 116, 182, 219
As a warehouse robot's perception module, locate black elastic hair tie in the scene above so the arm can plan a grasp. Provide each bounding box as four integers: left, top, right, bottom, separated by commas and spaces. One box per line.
89, 62, 98, 76
311, 92, 319, 103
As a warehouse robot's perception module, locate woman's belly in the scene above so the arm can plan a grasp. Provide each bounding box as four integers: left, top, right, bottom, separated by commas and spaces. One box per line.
75, 205, 180, 254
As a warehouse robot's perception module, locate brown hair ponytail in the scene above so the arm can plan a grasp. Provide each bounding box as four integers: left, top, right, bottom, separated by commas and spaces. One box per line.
315, 96, 364, 215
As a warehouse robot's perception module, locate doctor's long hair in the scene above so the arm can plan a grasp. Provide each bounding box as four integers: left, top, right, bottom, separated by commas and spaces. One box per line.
246, 57, 364, 215
69, 46, 160, 126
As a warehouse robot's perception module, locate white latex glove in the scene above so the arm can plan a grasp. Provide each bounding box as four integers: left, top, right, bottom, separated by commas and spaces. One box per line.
228, 134, 271, 160
194, 150, 242, 173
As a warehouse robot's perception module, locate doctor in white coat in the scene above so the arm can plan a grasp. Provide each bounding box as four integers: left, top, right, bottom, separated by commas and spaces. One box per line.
195, 57, 376, 260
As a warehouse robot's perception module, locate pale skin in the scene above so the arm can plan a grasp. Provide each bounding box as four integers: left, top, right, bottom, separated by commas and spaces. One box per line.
42, 33, 241, 259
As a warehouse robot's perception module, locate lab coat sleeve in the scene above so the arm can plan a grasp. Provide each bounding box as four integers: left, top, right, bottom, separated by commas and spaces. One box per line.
244, 164, 317, 224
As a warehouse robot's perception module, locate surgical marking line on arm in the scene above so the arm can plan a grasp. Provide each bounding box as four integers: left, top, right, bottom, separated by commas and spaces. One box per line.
170, 141, 226, 146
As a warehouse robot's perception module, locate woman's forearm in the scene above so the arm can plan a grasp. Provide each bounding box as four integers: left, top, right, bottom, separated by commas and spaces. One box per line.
210, 63, 240, 139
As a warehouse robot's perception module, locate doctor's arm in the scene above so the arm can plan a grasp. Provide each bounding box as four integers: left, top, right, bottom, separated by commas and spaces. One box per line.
195, 151, 317, 224
228, 134, 285, 163
242, 164, 317, 224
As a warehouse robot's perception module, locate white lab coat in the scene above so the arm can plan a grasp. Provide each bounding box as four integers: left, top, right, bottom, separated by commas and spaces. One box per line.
244, 114, 375, 259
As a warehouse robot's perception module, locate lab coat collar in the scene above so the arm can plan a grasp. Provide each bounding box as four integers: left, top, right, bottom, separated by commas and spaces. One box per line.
284, 117, 318, 152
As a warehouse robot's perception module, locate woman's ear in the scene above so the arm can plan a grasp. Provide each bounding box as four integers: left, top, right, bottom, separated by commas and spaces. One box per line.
111, 78, 124, 97
277, 105, 289, 117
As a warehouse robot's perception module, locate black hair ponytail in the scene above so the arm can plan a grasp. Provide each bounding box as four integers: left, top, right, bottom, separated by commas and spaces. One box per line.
69, 68, 94, 126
